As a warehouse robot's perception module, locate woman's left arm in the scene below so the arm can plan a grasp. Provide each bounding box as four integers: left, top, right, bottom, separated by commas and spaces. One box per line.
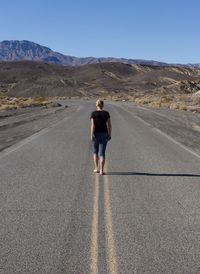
90, 118, 95, 140
107, 118, 112, 138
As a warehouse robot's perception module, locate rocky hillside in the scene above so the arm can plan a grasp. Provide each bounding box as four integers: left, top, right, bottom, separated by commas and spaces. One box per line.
0, 40, 171, 67
0, 61, 200, 97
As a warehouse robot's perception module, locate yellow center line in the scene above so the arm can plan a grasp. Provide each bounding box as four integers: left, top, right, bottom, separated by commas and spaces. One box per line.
104, 163, 118, 274
90, 174, 99, 274
90, 163, 118, 274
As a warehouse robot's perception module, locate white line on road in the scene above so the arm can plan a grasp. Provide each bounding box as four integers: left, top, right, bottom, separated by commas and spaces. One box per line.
117, 104, 200, 161
0, 115, 72, 160
153, 128, 200, 160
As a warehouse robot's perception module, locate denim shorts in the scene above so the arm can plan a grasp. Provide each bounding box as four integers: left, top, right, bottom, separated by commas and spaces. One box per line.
92, 133, 109, 157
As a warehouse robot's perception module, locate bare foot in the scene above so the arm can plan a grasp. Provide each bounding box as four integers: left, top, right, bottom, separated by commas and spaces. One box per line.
100, 171, 105, 175
94, 169, 99, 173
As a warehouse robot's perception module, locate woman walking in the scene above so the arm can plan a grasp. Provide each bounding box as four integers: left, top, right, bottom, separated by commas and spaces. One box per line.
90, 99, 112, 175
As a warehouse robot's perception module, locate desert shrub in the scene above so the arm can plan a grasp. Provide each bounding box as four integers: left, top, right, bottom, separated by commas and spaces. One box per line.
170, 103, 179, 110
178, 95, 189, 101
192, 97, 200, 105
179, 104, 188, 111
21, 98, 29, 101
34, 96, 47, 102
149, 101, 162, 108
187, 106, 200, 112
160, 96, 173, 103
160, 102, 171, 108
135, 97, 153, 104
2, 104, 17, 110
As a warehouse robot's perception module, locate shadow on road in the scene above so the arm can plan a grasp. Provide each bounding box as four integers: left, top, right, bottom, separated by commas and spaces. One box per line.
106, 172, 200, 177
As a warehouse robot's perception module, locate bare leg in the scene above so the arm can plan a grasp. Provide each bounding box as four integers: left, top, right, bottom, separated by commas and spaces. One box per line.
93, 154, 99, 172
100, 156, 105, 175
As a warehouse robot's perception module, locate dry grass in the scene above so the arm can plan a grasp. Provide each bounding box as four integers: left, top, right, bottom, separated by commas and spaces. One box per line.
0, 96, 50, 110
102, 91, 200, 113
132, 94, 200, 113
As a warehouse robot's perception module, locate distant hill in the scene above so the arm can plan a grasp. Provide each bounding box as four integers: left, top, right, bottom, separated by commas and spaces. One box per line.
0, 40, 172, 67
0, 61, 200, 98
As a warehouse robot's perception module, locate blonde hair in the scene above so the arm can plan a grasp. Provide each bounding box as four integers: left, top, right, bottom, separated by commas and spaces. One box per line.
96, 99, 104, 109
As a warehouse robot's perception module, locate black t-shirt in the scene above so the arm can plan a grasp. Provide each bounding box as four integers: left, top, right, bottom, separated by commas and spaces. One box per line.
90, 110, 110, 133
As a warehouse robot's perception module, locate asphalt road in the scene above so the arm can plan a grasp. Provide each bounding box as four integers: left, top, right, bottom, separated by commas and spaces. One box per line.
1, 101, 200, 274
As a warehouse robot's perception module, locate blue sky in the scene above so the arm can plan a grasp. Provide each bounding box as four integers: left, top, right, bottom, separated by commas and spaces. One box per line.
0, 0, 200, 63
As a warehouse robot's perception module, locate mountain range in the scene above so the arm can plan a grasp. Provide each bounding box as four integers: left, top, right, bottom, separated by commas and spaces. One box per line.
1, 40, 199, 67
1, 40, 200, 113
